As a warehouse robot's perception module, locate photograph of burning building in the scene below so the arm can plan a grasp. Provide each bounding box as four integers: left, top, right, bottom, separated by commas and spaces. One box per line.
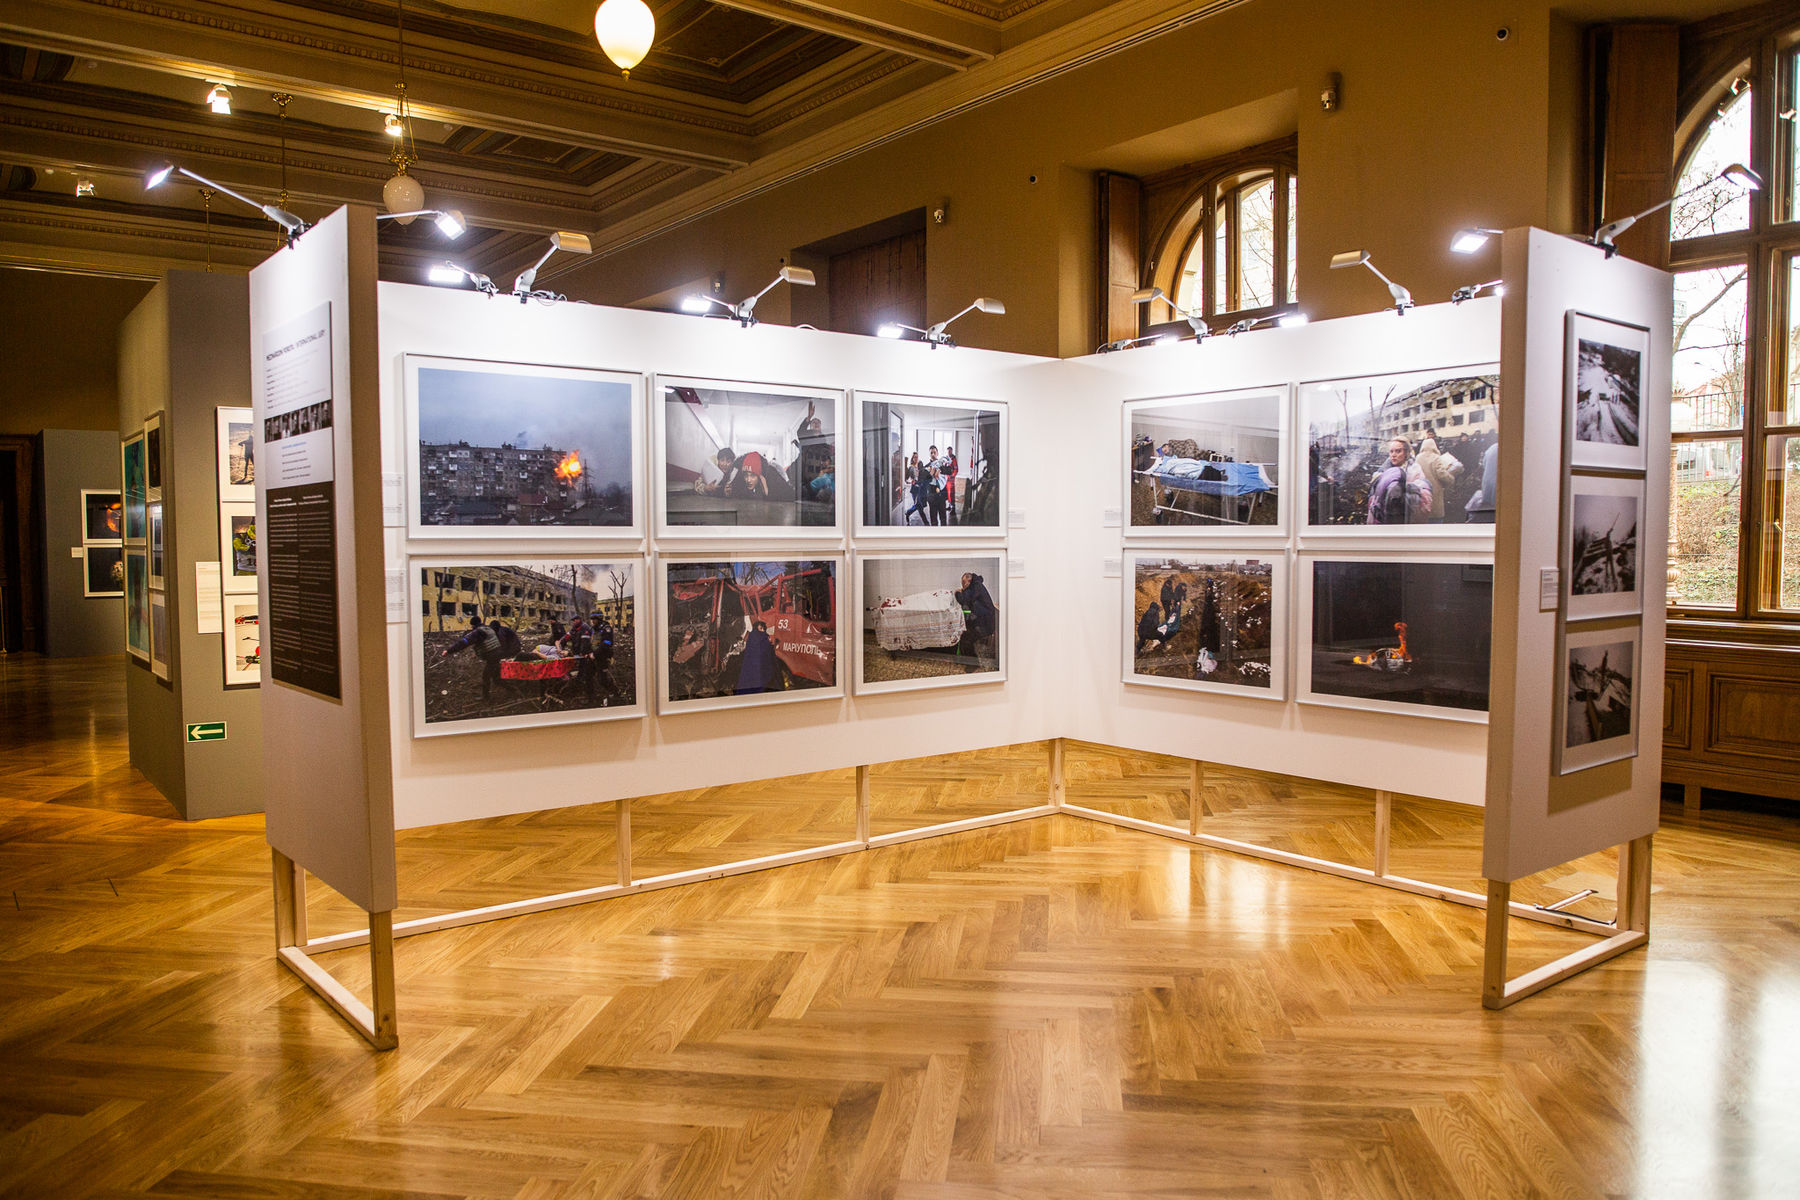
1302, 558, 1492, 719
857, 395, 1003, 531
1125, 554, 1280, 698
1125, 389, 1284, 530
858, 554, 1003, 693
408, 356, 637, 533
1301, 366, 1500, 529
662, 558, 840, 710
1566, 475, 1643, 619
1557, 625, 1640, 773
659, 378, 840, 531
1566, 312, 1649, 471
412, 559, 641, 736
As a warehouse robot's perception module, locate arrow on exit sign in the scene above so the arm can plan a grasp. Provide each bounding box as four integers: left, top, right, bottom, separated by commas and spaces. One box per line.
185, 722, 227, 742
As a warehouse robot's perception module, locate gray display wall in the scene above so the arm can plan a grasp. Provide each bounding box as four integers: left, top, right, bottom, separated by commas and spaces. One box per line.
40, 428, 125, 658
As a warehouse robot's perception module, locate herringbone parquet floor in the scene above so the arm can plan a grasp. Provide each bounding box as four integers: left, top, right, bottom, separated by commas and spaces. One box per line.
3, 653, 1798, 1198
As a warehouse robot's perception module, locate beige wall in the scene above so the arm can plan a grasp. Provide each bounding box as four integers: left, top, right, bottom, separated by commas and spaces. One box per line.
0, 269, 153, 434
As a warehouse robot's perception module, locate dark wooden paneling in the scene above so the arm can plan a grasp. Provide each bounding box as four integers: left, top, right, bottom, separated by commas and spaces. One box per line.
1097, 172, 1143, 346
1664, 637, 1800, 805
827, 229, 925, 339
1708, 673, 1800, 760
1595, 23, 1679, 267
1663, 666, 1693, 751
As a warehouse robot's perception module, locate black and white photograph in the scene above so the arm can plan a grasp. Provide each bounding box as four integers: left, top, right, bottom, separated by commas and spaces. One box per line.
411, 559, 643, 736
1566, 475, 1644, 619
1566, 312, 1651, 471
657, 378, 840, 534
1301, 366, 1501, 530
216, 406, 254, 503
1124, 553, 1283, 699
406, 356, 640, 536
224, 595, 260, 687
84, 544, 124, 597
661, 558, 840, 711
220, 501, 257, 592
857, 394, 1003, 533
1125, 388, 1285, 531
1557, 625, 1640, 773
1300, 558, 1493, 719
82, 490, 123, 543
857, 554, 1004, 694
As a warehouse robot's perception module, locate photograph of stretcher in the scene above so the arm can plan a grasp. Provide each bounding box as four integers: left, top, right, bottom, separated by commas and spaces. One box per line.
411, 558, 641, 737
856, 393, 1003, 532
662, 558, 840, 710
857, 553, 1004, 694
1124, 388, 1285, 531
1123, 553, 1282, 699
658, 377, 841, 533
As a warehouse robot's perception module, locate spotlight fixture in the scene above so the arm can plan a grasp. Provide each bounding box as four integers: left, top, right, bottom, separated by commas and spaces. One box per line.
74, 177, 95, 198
683, 265, 818, 328
1098, 333, 1173, 353
205, 84, 232, 115
376, 208, 467, 239
874, 296, 1004, 349
1224, 311, 1309, 335
1589, 162, 1762, 256
1450, 280, 1504, 305
145, 161, 307, 239
384, 113, 404, 137
595, 0, 656, 79
428, 261, 498, 295
1450, 226, 1503, 254
1131, 286, 1211, 341
1329, 249, 1413, 314
512, 231, 592, 302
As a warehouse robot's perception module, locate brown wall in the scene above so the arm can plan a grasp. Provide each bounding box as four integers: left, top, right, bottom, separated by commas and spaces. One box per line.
0, 269, 153, 434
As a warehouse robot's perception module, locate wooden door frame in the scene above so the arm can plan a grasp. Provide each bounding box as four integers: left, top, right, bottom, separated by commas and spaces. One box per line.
0, 435, 43, 653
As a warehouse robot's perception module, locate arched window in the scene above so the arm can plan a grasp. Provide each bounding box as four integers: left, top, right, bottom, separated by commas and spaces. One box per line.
1141, 141, 1298, 331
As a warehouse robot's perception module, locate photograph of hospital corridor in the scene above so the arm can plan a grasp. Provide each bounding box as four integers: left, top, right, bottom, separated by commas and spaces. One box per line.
1129, 557, 1274, 689
663, 385, 837, 527
861, 555, 1002, 685
1128, 392, 1282, 528
860, 398, 1001, 528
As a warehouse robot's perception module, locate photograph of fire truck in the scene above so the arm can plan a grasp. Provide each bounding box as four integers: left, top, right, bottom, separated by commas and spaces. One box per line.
664, 559, 839, 706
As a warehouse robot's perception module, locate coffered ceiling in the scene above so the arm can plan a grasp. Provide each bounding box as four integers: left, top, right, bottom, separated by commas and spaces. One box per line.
0, 0, 1244, 287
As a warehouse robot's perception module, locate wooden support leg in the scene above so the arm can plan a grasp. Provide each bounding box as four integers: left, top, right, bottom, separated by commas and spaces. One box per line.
616, 798, 632, 888
272, 848, 299, 950
1482, 879, 1511, 1011
1618, 833, 1653, 935
368, 910, 398, 1051
1373, 789, 1393, 878
856, 763, 871, 844
1188, 760, 1204, 836
1048, 738, 1065, 808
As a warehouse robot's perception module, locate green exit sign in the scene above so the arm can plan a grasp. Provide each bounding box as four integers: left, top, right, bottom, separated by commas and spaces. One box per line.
185, 722, 227, 743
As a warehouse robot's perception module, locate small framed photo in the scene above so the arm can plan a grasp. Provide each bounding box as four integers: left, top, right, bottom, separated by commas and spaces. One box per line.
1566, 311, 1650, 472
217, 406, 255, 503
853, 392, 1006, 536
122, 434, 146, 543
84, 544, 124, 597
1556, 623, 1641, 774
404, 355, 644, 539
1298, 365, 1501, 532
1124, 386, 1288, 535
854, 551, 1005, 695
125, 548, 149, 661
1123, 551, 1285, 699
82, 489, 123, 543
654, 376, 844, 538
144, 412, 164, 503
223, 594, 261, 687
220, 501, 257, 593
148, 503, 165, 590
150, 589, 170, 681
1565, 474, 1644, 619
657, 555, 843, 713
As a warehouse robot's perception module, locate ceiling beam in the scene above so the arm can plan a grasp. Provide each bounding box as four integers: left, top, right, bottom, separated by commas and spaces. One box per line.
704, 0, 1000, 68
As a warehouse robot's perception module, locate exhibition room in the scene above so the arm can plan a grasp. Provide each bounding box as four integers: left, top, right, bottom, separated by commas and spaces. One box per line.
1, 0, 1798, 1196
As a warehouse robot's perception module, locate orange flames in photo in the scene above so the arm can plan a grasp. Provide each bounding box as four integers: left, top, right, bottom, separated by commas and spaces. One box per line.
554, 451, 583, 483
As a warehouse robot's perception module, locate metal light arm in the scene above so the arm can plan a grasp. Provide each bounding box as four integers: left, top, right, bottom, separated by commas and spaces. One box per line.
149, 164, 307, 238
1590, 163, 1762, 256
1450, 279, 1503, 305
1132, 286, 1210, 340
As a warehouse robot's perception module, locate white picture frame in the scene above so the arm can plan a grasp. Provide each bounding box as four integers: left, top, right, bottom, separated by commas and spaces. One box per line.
853, 550, 1006, 696
1122, 385, 1289, 537
149, 588, 170, 681
1564, 474, 1644, 620
222, 593, 261, 687
1555, 622, 1642, 774
219, 500, 257, 594
1565, 311, 1650, 473
147, 503, 165, 591
851, 391, 1007, 538
653, 375, 846, 540
409, 556, 647, 737
80, 489, 123, 544
1122, 549, 1287, 700
83, 544, 124, 598
216, 406, 255, 503
656, 553, 845, 714
125, 547, 149, 661
403, 355, 645, 541
143, 411, 164, 504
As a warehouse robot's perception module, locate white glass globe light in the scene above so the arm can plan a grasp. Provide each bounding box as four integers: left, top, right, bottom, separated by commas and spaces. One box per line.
383, 172, 425, 222
595, 0, 655, 77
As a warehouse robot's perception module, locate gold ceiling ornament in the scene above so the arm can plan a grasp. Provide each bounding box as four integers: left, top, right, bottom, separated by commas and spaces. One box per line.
199, 186, 214, 272
272, 91, 295, 246
594, 0, 655, 79
383, 0, 425, 221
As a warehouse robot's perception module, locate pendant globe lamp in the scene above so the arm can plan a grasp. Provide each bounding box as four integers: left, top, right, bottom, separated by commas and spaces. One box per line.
383, 0, 425, 222
595, 0, 655, 79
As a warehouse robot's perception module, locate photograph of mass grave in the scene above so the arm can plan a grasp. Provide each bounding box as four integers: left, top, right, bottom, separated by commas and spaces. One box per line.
415, 362, 634, 528
1130, 556, 1275, 691
1575, 332, 1643, 448
1570, 486, 1639, 600
860, 397, 1001, 529
1308, 559, 1492, 715
663, 382, 837, 528
419, 561, 636, 730
1302, 367, 1501, 527
861, 555, 1002, 687
666, 560, 837, 702
1128, 391, 1281, 527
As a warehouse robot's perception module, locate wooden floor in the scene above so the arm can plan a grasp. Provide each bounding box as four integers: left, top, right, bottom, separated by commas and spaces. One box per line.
3, 655, 1799, 1198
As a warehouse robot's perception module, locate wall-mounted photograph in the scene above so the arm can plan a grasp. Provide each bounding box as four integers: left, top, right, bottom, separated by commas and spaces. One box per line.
1300, 366, 1501, 530
656, 377, 841, 534
660, 557, 841, 711
84, 544, 125, 598
856, 393, 1004, 533
220, 501, 257, 593
224, 595, 261, 687
150, 590, 170, 681
405, 356, 641, 536
82, 490, 123, 543
1566, 475, 1643, 619
144, 412, 163, 503
1124, 387, 1286, 532
1566, 311, 1649, 471
411, 558, 644, 736
856, 553, 1004, 694
216, 406, 254, 503
125, 548, 149, 661
122, 434, 146, 542
1123, 553, 1284, 699
148, 503, 165, 589
1299, 557, 1492, 720
1556, 624, 1640, 773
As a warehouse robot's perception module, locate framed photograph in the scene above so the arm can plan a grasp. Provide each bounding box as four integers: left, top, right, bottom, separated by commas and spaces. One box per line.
84, 544, 124, 597
1297, 556, 1493, 721
147, 503, 164, 589
854, 393, 1005, 535
81, 489, 123, 543
218, 502, 257, 592
223, 594, 261, 687
1555, 623, 1641, 773
409, 558, 644, 736
1565, 475, 1644, 619
1124, 387, 1287, 534
654, 376, 843, 537
658, 555, 843, 712
125, 548, 149, 661
216, 406, 255, 502
1299, 365, 1501, 531
1566, 311, 1649, 472
150, 589, 170, 681
121, 434, 146, 543
1123, 551, 1285, 700
144, 412, 163, 503
404, 355, 643, 538
855, 552, 1005, 695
